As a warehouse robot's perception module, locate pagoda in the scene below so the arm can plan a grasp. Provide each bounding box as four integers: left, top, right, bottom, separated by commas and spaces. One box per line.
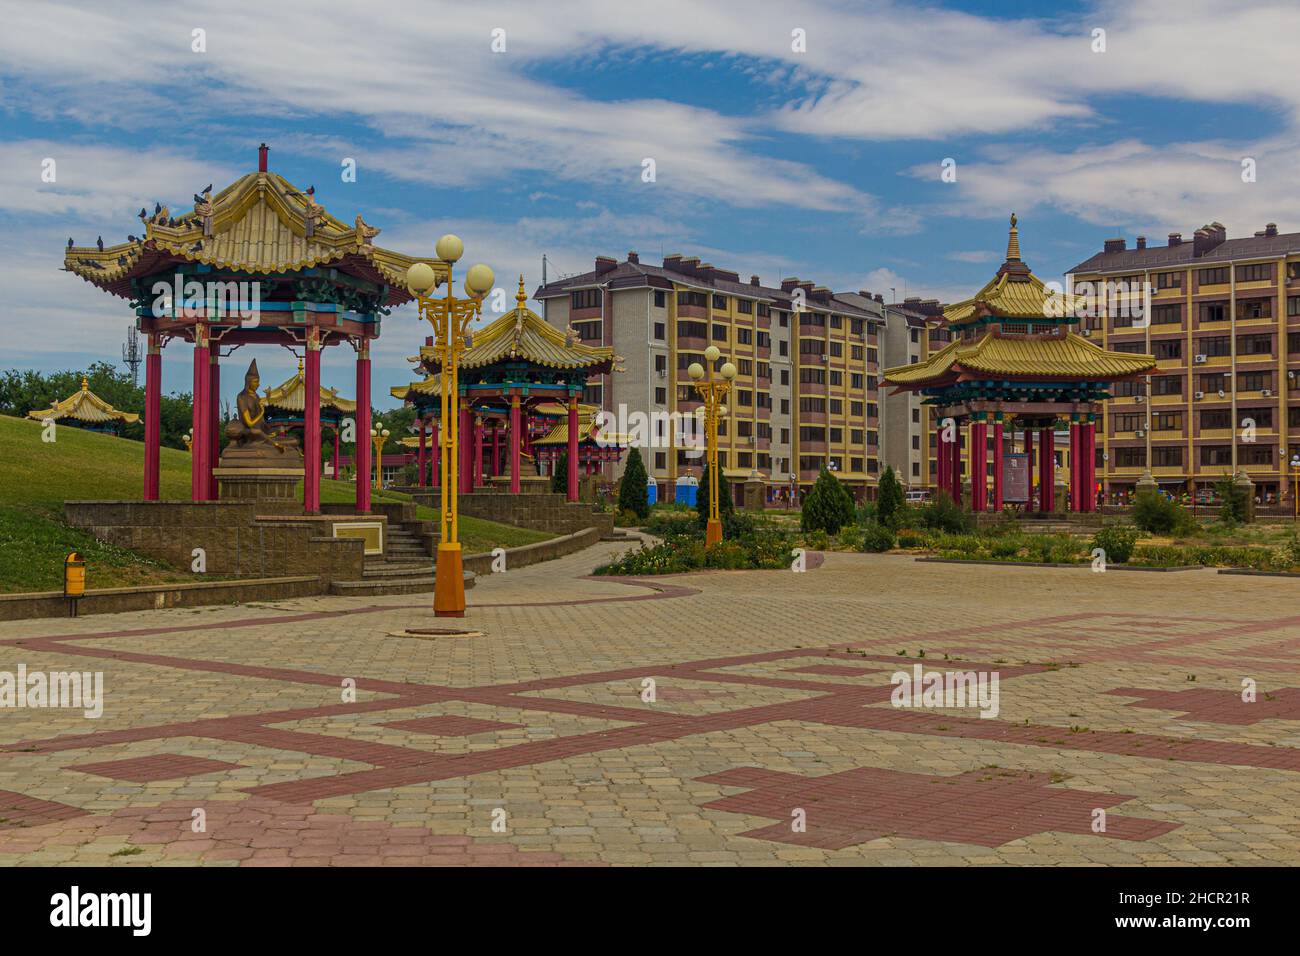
531, 402, 628, 478
884, 216, 1156, 513
264, 358, 357, 480
404, 277, 617, 500
63, 144, 443, 514
27, 377, 139, 435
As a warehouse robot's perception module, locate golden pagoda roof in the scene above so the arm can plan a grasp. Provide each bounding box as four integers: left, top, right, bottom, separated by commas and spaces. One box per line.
391, 375, 443, 403
533, 411, 627, 447
884, 331, 1155, 386
26, 377, 139, 425
532, 400, 601, 418
64, 164, 446, 307
942, 214, 1085, 324
417, 277, 617, 373
264, 359, 356, 414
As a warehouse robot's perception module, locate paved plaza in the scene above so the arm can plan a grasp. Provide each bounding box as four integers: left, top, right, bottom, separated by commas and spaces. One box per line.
2, 539, 1300, 866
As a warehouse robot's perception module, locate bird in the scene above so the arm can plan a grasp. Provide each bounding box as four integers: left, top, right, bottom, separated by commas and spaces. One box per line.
202, 183, 212, 195
189, 241, 203, 253
66, 237, 73, 249
193, 193, 207, 205
96, 236, 104, 251
127, 234, 137, 243
138, 207, 147, 221
117, 255, 127, 266
154, 202, 162, 215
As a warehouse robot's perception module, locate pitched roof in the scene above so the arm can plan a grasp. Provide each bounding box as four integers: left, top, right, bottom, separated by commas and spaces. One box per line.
884, 332, 1155, 386
391, 375, 442, 403
264, 359, 356, 414
64, 165, 446, 306
1068, 226, 1300, 274
26, 378, 139, 425
941, 216, 1084, 324
418, 277, 616, 373
533, 410, 627, 446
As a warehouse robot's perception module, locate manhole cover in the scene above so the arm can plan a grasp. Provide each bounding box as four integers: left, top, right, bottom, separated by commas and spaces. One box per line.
390, 627, 483, 639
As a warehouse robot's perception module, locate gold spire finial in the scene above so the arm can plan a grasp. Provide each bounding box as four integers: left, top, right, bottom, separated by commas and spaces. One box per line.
297, 356, 304, 374
80, 375, 88, 391
1006, 213, 1020, 261
516, 274, 527, 307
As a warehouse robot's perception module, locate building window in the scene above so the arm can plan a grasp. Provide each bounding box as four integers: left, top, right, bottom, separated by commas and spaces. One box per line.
1152, 375, 1183, 396
653, 321, 665, 340
1152, 411, 1182, 431
1238, 333, 1272, 355
1151, 304, 1182, 325
829, 341, 843, 357
737, 328, 753, 345
654, 452, 666, 470
711, 323, 727, 341
654, 354, 667, 373
678, 320, 707, 339
1115, 448, 1146, 468
851, 401, 863, 416
1237, 371, 1270, 392
1196, 335, 1230, 357
1201, 445, 1232, 466
712, 293, 728, 310
1155, 271, 1182, 289
1199, 302, 1228, 322
1198, 267, 1229, 286
654, 291, 667, 309
778, 340, 788, 356
571, 288, 602, 309
1239, 298, 1273, 319
829, 399, 842, 414
757, 331, 771, 349
737, 299, 753, 314
677, 290, 707, 308
654, 387, 666, 405
1236, 263, 1274, 283
574, 320, 602, 341
1152, 447, 1183, 467
829, 371, 843, 386
581, 384, 602, 405
1201, 409, 1231, 429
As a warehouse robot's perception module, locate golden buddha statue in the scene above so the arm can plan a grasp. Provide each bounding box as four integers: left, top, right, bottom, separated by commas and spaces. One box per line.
224, 359, 298, 453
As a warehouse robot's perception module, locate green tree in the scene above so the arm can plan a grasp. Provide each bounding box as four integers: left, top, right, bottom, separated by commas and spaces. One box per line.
696, 463, 734, 530
618, 447, 650, 519
877, 465, 904, 528
552, 452, 568, 494
1214, 474, 1249, 525
801, 465, 856, 534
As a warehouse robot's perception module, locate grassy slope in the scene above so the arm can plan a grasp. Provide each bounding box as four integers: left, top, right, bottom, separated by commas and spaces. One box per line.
0, 415, 552, 592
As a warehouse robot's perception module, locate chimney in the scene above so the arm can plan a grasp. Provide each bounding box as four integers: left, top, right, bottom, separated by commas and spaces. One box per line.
1193, 224, 1226, 257
594, 255, 617, 274
873, 294, 884, 303
1168, 233, 1182, 246
750, 275, 760, 286
627, 251, 639, 263
1136, 236, 1147, 250
1266, 223, 1279, 237
679, 256, 700, 275
663, 253, 683, 271
1103, 238, 1126, 254
258, 143, 269, 172
780, 277, 800, 293
697, 263, 715, 283
904, 296, 922, 304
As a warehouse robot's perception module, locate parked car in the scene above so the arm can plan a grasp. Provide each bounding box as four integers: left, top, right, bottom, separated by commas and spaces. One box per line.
904, 490, 931, 504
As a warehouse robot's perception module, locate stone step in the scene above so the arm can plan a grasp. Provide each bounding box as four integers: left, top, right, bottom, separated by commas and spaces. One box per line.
329, 571, 476, 597
363, 564, 433, 579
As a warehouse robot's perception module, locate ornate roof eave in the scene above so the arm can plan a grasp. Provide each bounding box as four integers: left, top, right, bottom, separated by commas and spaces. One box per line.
26, 378, 139, 425
264, 361, 357, 414
63, 166, 447, 306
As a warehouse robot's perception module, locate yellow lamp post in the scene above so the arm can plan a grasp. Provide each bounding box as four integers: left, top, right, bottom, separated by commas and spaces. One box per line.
406, 237, 494, 617
182, 428, 193, 452
370, 421, 390, 491
688, 345, 736, 548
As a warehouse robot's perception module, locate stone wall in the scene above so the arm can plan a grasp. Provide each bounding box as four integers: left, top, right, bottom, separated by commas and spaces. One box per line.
0, 575, 322, 621
442, 491, 615, 537
64, 501, 366, 588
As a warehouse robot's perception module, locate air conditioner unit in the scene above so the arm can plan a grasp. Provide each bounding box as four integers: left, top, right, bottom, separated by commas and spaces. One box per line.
1081, 328, 1091, 337
1194, 390, 1205, 399
657, 369, 666, 379
1263, 388, 1273, 397
1217, 389, 1226, 398
1135, 395, 1145, 403
1135, 429, 1146, 438
1194, 354, 1208, 364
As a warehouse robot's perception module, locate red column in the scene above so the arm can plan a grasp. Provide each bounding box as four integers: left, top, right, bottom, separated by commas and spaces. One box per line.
459, 404, 473, 494
144, 335, 161, 501
567, 395, 579, 502
208, 342, 220, 499
970, 421, 986, 511
992, 419, 1004, 512
430, 418, 439, 487
1039, 426, 1055, 512
490, 422, 500, 478
472, 416, 484, 488
937, 418, 949, 500
1085, 420, 1097, 512
355, 343, 372, 514
332, 427, 340, 481
190, 326, 209, 501
510, 397, 522, 494
1068, 421, 1080, 512
417, 416, 427, 487
1024, 426, 1034, 509
303, 338, 321, 513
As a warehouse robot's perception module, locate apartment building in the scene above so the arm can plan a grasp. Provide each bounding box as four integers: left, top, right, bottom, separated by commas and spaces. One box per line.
1068, 222, 1300, 500
535, 253, 882, 502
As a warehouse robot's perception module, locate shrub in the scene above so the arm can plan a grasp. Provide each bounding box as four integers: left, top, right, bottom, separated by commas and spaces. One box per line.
617, 447, 650, 519
695, 463, 734, 530
858, 521, 896, 553
1215, 474, 1249, 525
645, 511, 699, 539
1091, 524, 1141, 564
1131, 489, 1196, 535
895, 530, 931, 549
803, 528, 830, 551
594, 524, 795, 575
801, 466, 856, 535
918, 491, 972, 534
551, 452, 568, 494
617, 509, 641, 527
876, 466, 904, 528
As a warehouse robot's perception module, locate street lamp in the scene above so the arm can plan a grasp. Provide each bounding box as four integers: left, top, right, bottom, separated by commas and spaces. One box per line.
406, 237, 494, 617
1290, 454, 1300, 521
688, 345, 736, 547
371, 421, 390, 491
182, 428, 193, 452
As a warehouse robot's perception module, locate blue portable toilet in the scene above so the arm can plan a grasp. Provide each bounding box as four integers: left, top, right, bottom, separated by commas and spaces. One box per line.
675, 475, 698, 506
646, 475, 658, 506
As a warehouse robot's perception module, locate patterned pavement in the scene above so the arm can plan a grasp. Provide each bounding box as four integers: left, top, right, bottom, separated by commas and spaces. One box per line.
3, 537, 1300, 866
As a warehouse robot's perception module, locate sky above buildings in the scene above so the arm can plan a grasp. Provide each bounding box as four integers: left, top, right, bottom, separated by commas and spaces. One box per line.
1, 0, 1297, 406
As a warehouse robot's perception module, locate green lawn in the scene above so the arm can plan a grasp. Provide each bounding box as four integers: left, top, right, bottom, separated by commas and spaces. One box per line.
0, 414, 553, 592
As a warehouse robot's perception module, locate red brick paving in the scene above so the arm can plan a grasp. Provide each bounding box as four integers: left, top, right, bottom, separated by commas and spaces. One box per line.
1105, 686, 1300, 725
0, 790, 87, 828
68, 754, 243, 782
697, 766, 1179, 848
381, 715, 525, 736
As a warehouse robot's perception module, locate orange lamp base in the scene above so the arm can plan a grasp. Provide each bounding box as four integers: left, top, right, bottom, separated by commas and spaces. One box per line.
434, 542, 466, 617
705, 518, 723, 548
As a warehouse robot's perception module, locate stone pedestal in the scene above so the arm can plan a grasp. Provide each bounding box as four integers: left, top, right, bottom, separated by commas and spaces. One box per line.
1135, 469, 1158, 497
1233, 471, 1256, 522
215, 468, 303, 511
1054, 478, 1069, 514
742, 477, 766, 511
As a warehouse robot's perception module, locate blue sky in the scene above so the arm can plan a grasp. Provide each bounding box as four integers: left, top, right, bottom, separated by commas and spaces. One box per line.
1, 0, 1297, 409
